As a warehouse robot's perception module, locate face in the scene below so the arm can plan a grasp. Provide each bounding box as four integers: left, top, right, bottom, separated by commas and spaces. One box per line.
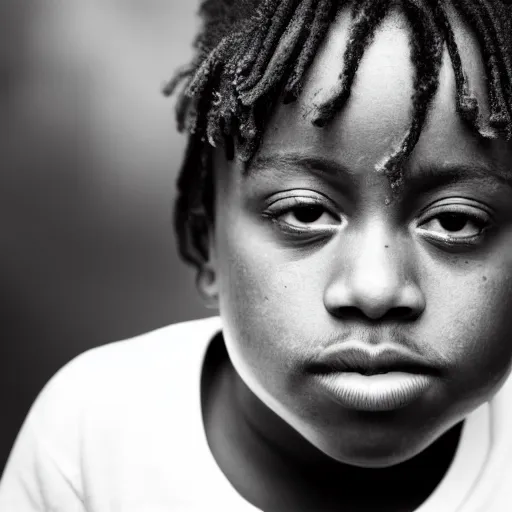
208, 7, 512, 467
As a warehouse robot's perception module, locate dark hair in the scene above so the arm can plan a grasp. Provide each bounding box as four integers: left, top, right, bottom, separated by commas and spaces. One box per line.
165, 0, 512, 270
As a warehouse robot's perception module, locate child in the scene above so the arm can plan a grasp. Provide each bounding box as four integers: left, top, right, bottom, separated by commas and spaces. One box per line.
2, 0, 512, 510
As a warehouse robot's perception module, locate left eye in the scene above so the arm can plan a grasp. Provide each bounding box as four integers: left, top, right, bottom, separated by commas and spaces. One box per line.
418, 211, 489, 239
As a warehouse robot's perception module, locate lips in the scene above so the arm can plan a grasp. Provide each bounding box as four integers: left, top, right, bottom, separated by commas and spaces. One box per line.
308, 341, 437, 411
308, 342, 436, 377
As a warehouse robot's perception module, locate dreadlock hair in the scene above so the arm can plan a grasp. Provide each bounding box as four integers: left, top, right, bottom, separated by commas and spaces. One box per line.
164, 0, 512, 270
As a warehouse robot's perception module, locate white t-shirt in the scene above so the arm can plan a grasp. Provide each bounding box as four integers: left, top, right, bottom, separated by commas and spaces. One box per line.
0, 316, 511, 512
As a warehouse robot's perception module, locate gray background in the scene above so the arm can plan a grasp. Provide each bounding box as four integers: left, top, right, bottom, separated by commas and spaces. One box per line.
0, 1, 211, 473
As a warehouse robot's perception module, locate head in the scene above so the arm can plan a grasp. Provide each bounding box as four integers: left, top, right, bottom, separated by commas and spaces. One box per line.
166, 0, 512, 467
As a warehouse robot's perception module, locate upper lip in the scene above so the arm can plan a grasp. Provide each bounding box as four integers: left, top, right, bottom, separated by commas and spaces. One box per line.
308, 342, 436, 376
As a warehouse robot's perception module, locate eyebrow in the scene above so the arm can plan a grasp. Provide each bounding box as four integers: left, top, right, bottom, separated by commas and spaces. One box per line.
247, 151, 512, 192
247, 152, 358, 186
404, 163, 512, 194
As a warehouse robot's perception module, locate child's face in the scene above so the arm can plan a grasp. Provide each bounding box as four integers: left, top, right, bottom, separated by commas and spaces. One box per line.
208, 8, 512, 467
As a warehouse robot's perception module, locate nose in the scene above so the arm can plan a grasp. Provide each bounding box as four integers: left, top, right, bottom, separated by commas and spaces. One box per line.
323, 223, 425, 321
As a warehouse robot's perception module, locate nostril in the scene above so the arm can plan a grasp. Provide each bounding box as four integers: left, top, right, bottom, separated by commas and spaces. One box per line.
334, 307, 372, 321
388, 306, 417, 320
331, 306, 419, 322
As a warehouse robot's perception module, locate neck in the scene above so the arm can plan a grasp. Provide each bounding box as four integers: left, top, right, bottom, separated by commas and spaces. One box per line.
234, 359, 462, 475
202, 335, 464, 511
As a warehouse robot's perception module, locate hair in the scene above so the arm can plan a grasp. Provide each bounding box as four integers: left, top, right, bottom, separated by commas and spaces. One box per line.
164, 0, 512, 270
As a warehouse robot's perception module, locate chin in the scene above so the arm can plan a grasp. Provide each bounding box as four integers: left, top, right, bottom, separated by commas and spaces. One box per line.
332, 450, 420, 469
309, 425, 443, 469
325, 444, 419, 468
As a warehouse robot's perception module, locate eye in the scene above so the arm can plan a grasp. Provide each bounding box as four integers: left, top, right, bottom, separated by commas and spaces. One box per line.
421, 212, 484, 237
416, 202, 493, 247
280, 204, 338, 228
263, 194, 342, 236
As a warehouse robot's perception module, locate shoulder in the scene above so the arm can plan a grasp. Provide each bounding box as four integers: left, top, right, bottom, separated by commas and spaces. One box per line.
68, 315, 223, 375
0, 318, 223, 506
47, 315, 222, 393
23, 316, 222, 455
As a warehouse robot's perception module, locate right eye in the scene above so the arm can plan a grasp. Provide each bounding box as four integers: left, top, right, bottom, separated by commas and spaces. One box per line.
279, 204, 338, 228
263, 195, 342, 236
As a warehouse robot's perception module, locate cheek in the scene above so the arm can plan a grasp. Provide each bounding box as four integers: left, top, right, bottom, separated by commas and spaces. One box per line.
425, 261, 512, 396
214, 213, 325, 377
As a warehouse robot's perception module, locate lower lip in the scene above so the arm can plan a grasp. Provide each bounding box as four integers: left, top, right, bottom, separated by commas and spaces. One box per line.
314, 372, 432, 412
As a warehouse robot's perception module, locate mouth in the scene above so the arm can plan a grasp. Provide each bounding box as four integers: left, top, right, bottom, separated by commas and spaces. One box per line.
308, 342, 437, 412
308, 342, 437, 377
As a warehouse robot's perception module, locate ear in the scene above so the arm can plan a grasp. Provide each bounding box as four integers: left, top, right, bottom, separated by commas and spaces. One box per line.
195, 219, 219, 310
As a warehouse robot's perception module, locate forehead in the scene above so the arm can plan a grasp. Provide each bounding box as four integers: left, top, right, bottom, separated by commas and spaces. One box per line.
251, 5, 511, 181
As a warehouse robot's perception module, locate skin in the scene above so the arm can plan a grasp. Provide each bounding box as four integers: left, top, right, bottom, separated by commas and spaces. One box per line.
200, 6, 512, 511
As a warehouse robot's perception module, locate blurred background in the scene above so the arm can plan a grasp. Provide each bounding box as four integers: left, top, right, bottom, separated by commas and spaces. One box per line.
0, 1, 211, 474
